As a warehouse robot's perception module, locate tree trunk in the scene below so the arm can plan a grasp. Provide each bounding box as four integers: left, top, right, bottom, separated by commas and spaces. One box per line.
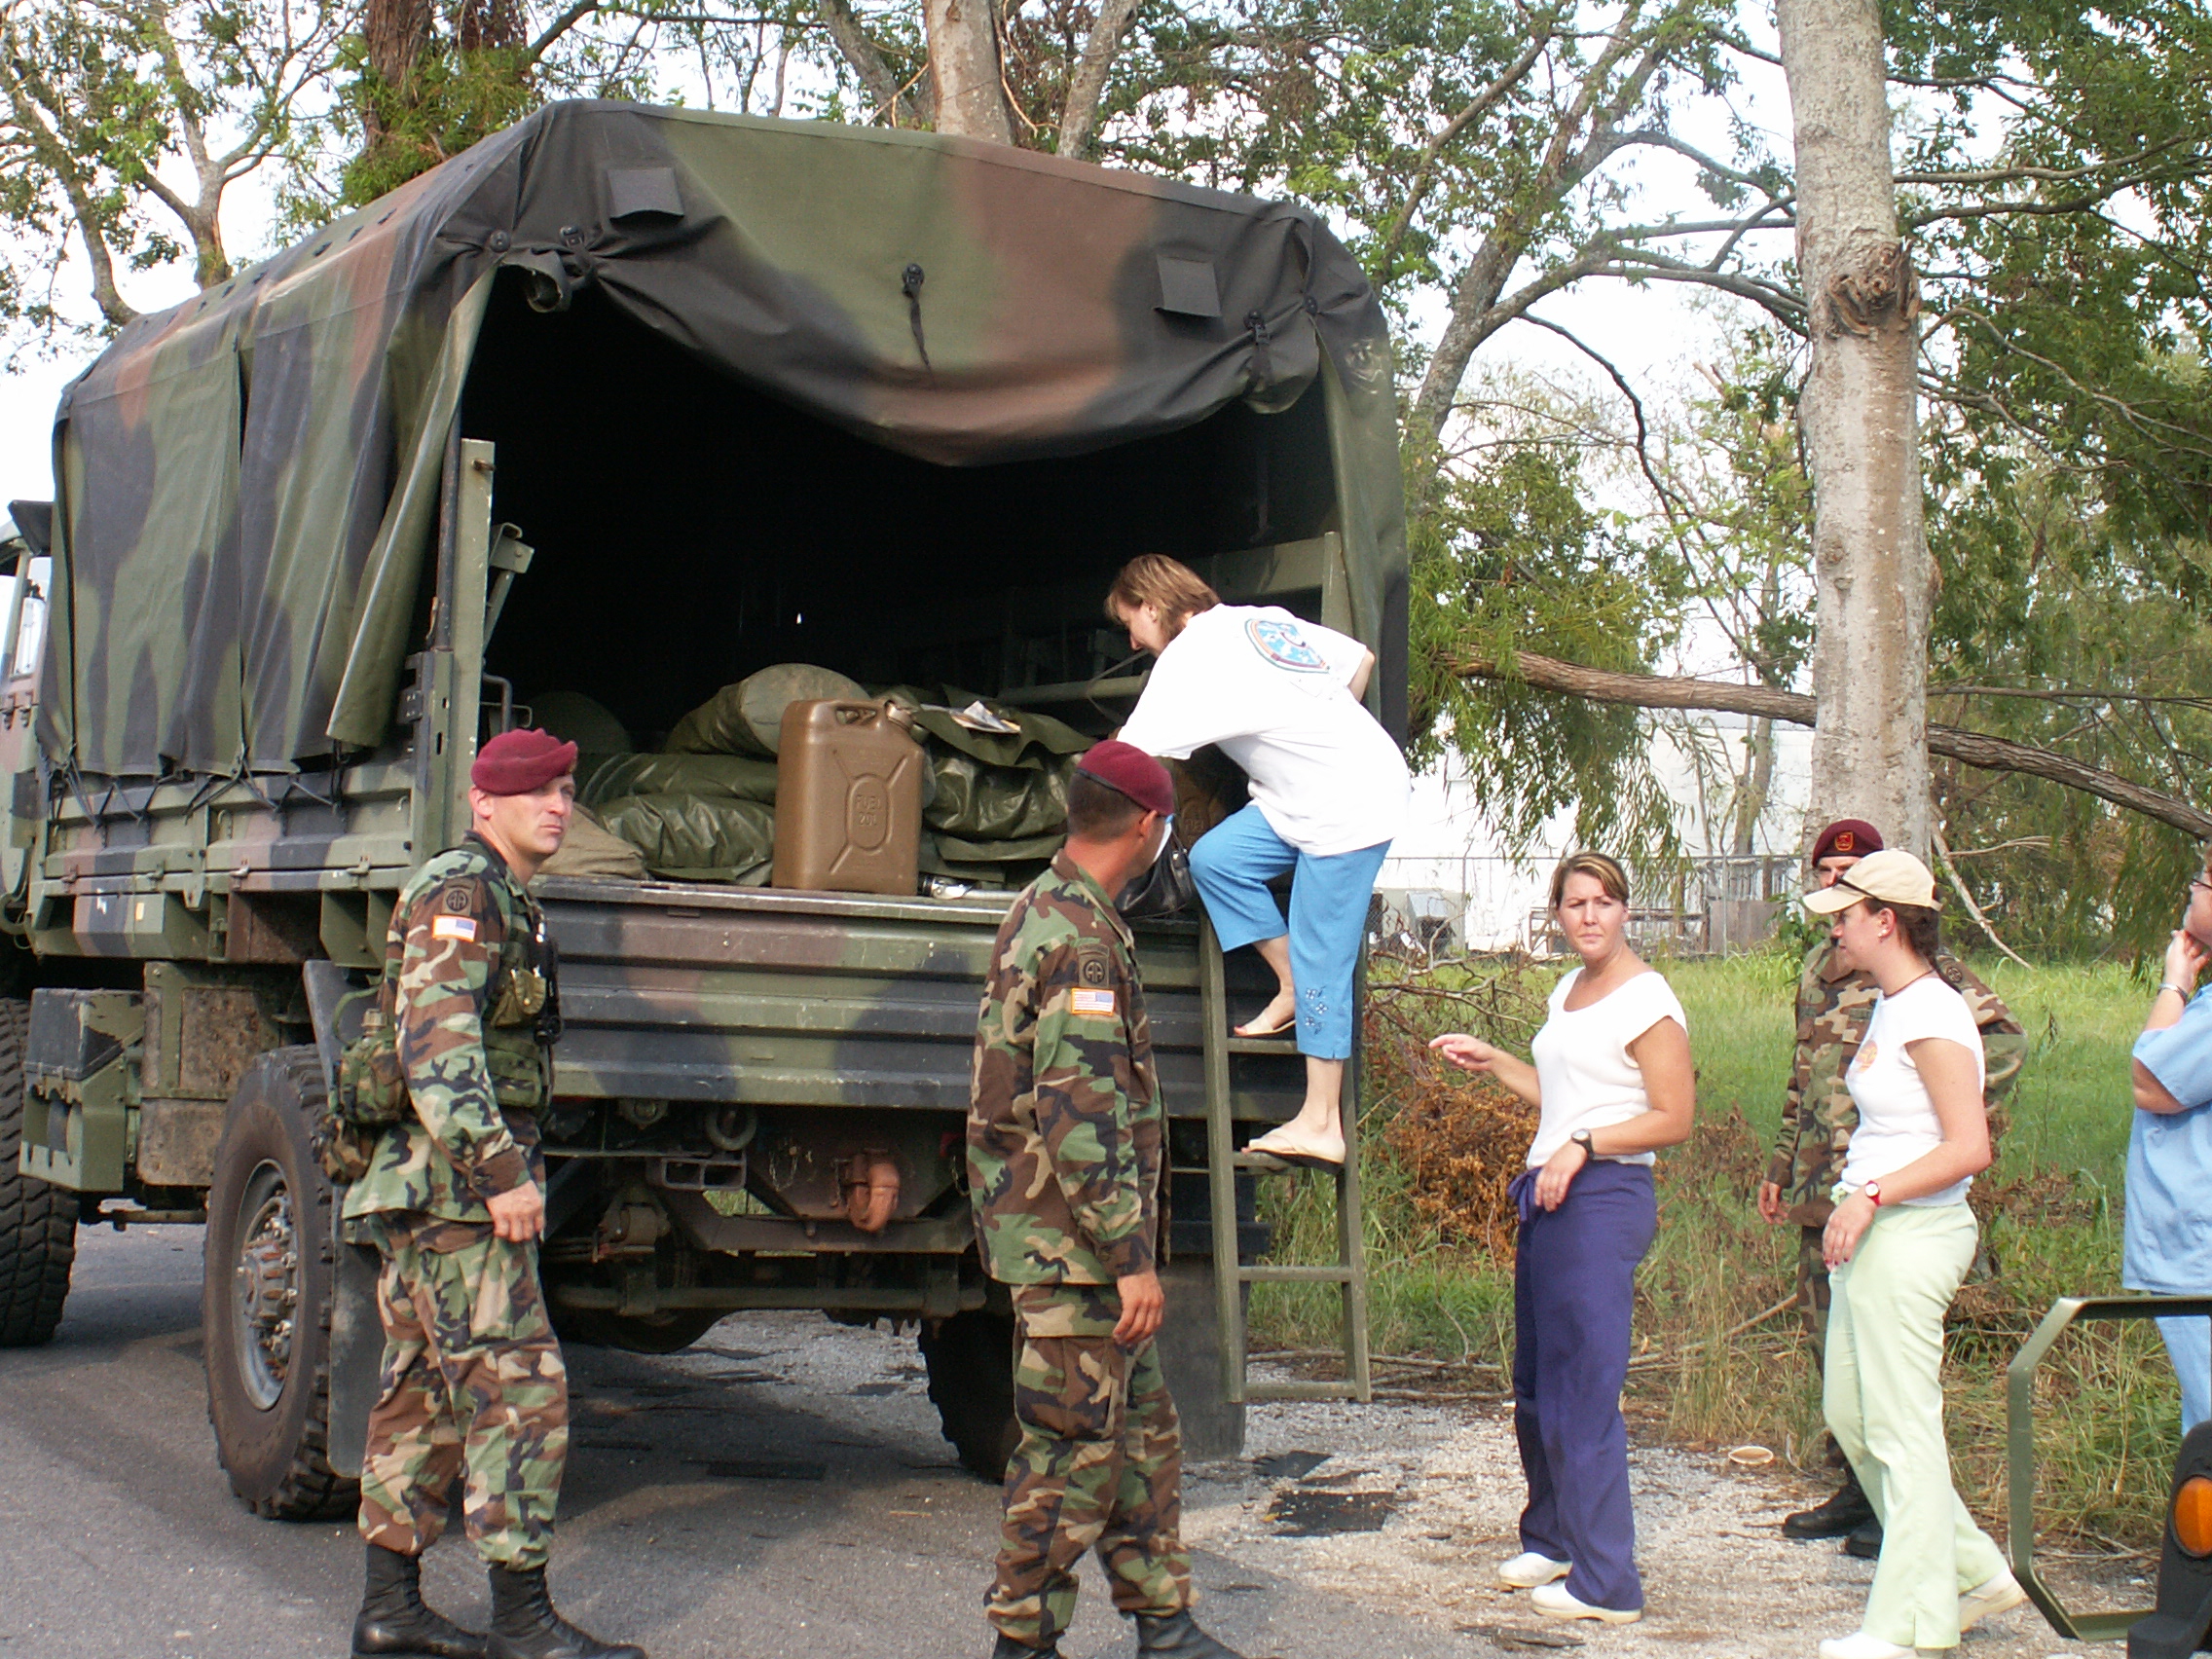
1731, 715, 1774, 854
922, 0, 1015, 141
1056, 0, 1139, 157
817, 0, 925, 126
362, 0, 434, 159
1453, 651, 2212, 840
1777, 0, 1932, 858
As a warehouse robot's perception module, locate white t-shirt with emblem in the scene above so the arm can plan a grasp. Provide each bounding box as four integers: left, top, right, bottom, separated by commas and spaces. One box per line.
1117, 604, 1410, 856
1837, 975, 1987, 1207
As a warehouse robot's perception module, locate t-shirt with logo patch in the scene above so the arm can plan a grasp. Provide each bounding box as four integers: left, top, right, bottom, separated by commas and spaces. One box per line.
1836, 975, 1986, 1207
1117, 604, 1409, 856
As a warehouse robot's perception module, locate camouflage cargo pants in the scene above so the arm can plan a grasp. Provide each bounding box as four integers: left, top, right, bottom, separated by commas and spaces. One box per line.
355, 1214, 569, 1569
1798, 1225, 1831, 1368
987, 1282, 1194, 1646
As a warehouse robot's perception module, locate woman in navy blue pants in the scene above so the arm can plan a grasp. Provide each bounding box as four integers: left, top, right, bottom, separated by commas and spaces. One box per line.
1432, 852, 1694, 1625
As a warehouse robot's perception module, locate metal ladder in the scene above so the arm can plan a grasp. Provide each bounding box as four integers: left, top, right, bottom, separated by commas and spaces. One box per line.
1198, 915, 1372, 1404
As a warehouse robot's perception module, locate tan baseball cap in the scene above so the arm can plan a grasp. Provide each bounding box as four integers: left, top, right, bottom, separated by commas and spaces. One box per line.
1801, 847, 1937, 913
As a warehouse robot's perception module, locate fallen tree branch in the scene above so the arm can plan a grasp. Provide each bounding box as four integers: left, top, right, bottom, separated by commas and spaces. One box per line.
1932, 825, 2031, 969
1626, 1293, 1798, 1368
1455, 651, 2212, 839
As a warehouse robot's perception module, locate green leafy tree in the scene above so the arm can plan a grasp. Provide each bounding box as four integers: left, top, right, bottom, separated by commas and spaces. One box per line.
0, 0, 353, 335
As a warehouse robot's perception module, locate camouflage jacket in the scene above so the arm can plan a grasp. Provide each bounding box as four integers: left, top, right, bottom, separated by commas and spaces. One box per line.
968, 850, 1165, 1285
1766, 938, 2027, 1224
342, 834, 559, 1229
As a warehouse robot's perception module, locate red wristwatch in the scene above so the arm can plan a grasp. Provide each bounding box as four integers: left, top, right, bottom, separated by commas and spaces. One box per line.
1862, 1180, 1883, 1208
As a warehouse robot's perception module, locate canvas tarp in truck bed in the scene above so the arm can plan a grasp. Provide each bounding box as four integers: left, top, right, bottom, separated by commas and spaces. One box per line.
44, 99, 1404, 779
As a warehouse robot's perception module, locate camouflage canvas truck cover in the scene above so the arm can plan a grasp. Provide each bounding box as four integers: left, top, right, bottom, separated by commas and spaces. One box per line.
0, 99, 1406, 1516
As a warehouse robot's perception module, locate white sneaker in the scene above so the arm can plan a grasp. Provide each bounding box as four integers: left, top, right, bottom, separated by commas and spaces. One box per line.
1958, 1567, 2027, 1630
1495, 1551, 1571, 1589
1817, 1634, 1915, 1659
1530, 1583, 1641, 1624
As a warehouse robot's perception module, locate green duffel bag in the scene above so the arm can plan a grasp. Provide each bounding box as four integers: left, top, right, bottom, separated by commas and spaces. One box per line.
876, 685, 1091, 768
925, 751, 1074, 841
536, 803, 650, 881
926, 829, 1067, 864
580, 752, 781, 808
597, 793, 777, 884
666, 664, 866, 756
528, 689, 633, 755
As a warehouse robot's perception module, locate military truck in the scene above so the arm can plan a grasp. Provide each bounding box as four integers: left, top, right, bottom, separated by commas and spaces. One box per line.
0, 99, 1406, 1519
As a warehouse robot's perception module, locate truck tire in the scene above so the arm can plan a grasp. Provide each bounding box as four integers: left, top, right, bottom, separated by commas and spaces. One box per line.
919, 1308, 1020, 1482
203, 1046, 356, 1521
555, 1307, 722, 1354
0, 998, 74, 1347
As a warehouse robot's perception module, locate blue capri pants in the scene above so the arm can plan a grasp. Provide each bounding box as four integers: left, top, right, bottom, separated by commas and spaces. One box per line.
1186, 803, 1390, 1061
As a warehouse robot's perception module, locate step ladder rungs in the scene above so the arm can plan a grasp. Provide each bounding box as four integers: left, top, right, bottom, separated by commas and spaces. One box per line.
1198, 914, 1371, 1409
1238, 1264, 1355, 1285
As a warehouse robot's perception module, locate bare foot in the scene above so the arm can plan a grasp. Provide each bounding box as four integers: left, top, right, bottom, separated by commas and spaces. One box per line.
1235, 990, 1297, 1038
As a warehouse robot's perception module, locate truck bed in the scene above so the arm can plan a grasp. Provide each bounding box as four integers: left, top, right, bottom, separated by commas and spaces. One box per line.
535, 874, 1307, 1123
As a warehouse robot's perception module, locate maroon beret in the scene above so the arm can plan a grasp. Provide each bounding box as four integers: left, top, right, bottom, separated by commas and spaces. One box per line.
1077, 739, 1175, 818
471, 727, 578, 795
1810, 818, 1883, 866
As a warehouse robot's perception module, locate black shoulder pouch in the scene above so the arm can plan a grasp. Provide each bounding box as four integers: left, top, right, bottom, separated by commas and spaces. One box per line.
1117, 841, 1197, 922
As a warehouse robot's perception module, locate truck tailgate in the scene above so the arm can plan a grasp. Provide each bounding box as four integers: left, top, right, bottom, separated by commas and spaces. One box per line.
535, 875, 1305, 1122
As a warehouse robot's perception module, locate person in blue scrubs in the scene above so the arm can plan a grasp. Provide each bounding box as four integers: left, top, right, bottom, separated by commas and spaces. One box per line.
2127, 855, 2212, 1432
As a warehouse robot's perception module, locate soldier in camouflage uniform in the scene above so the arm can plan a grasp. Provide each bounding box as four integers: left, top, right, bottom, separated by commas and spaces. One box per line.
969, 741, 1245, 1659
344, 728, 645, 1659
1758, 819, 2026, 1556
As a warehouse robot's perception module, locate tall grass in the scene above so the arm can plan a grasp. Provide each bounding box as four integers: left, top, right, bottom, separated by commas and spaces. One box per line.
1251, 950, 2182, 1547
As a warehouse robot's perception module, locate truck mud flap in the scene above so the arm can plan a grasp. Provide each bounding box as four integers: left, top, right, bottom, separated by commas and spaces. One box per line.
326, 1222, 384, 1474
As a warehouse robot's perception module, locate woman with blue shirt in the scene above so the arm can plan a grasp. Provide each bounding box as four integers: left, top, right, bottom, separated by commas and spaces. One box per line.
2127, 855, 2212, 1432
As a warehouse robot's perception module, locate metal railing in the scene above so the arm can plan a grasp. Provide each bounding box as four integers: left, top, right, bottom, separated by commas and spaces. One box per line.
2007, 1293, 2212, 1641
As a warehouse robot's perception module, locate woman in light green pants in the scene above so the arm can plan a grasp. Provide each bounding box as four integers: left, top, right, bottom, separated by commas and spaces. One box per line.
1800, 851, 2026, 1659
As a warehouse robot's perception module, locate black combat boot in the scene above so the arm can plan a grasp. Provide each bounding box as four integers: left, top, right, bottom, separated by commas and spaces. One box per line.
351, 1543, 487, 1659
991, 1635, 1061, 1659
1134, 1610, 1245, 1659
485, 1565, 645, 1659
1781, 1462, 1877, 1540
1843, 1516, 1884, 1559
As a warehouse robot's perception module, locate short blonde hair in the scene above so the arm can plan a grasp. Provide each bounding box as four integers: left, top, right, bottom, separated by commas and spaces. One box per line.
1105, 556, 1220, 634
1549, 851, 1630, 910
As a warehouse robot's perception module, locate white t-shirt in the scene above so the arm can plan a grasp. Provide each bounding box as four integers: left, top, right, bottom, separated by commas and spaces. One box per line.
1526, 968, 1687, 1169
1837, 976, 1987, 1207
1117, 604, 1410, 857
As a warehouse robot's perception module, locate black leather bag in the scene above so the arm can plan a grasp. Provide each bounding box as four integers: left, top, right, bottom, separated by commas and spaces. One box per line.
1117, 839, 1198, 921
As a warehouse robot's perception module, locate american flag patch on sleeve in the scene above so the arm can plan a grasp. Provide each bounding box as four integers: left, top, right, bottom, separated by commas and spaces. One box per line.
431, 914, 479, 942
1070, 987, 1117, 1017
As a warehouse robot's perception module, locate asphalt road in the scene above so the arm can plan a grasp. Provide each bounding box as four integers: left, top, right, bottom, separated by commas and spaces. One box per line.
0, 1226, 1491, 1659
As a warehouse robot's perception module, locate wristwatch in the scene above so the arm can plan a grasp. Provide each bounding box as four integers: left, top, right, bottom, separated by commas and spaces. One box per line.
1570, 1129, 1596, 1160
1862, 1179, 1883, 1208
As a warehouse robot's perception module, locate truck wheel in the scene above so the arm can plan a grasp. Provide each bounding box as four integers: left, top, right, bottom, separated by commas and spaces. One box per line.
0, 997, 74, 1347
919, 1308, 1020, 1482
203, 1047, 356, 1521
